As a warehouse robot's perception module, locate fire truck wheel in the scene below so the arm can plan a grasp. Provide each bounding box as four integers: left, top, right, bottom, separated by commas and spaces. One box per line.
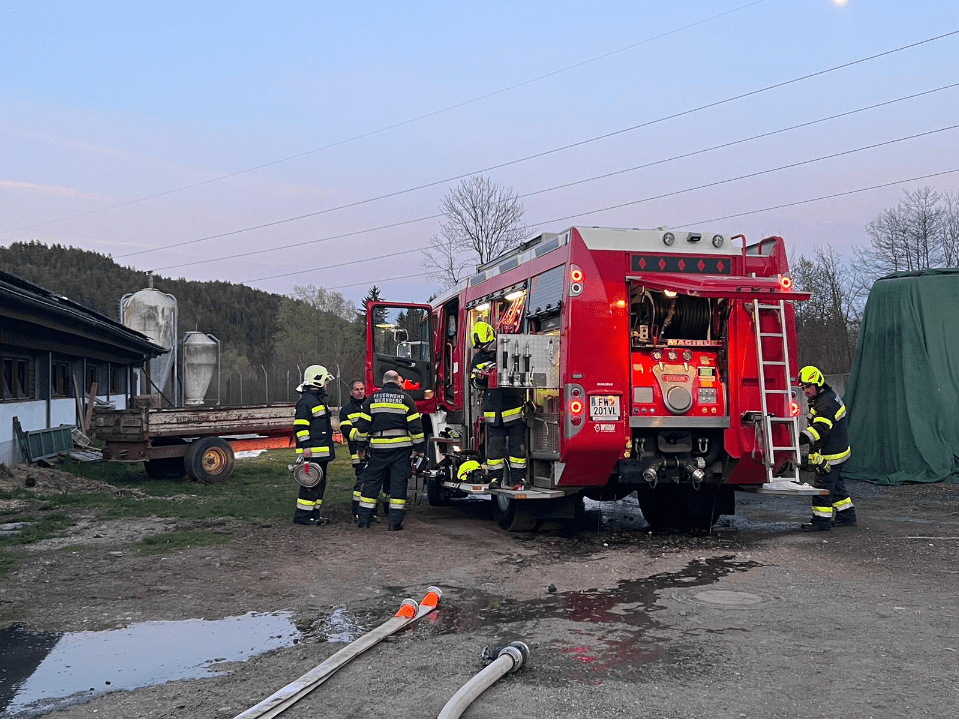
426, 474, 452, 506
490, 495, 542, 532
636, 486, 694, 531
185, 437, 235, 484
144, 457, 187, 481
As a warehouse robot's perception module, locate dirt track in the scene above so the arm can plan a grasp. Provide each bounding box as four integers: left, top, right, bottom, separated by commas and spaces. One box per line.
3, 468, 959, 719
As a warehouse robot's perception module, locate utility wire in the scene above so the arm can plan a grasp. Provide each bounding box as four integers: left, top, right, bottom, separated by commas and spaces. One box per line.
154, 82, 959, 273
0, 0, 772, 236
313, 167, 959, 292
117, 28, 959, 261
239, 124, 959, 284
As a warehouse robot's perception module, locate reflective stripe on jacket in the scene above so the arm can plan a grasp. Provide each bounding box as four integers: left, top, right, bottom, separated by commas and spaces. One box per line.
470, 349, 524, 425
294, 388, 335, 459
338, 396, 365, 465
800, 385, 851, 464
354, 382, 425, 452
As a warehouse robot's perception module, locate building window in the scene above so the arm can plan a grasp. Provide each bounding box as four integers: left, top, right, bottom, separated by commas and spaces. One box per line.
86, 365, 101, 394
1, 356, 36, 401
52, 361, 73, 398
110, 365, 124, 395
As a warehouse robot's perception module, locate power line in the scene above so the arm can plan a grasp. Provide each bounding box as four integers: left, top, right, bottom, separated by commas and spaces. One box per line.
238, 124, 959, 284
115, 28, 959, 261
154, 82, 959, 274
314, 168, 959, 293
0, 0, 773, 236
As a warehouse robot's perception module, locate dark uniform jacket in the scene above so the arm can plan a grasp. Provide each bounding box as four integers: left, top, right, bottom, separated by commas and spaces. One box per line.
353, 381, 425, 453
800, 384, 851, 465
470, 349, 524, 425
294, 387, 334, 460
338, 395, 365, 466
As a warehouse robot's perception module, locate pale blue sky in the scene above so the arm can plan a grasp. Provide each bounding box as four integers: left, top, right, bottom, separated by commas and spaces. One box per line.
2, 0, 957, 307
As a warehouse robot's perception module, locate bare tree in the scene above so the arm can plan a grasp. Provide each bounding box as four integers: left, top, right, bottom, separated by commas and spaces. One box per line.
942, 189, 959, 267
421, 175, 532, 289
857, 186, 947, 282
793, 245, 861, 374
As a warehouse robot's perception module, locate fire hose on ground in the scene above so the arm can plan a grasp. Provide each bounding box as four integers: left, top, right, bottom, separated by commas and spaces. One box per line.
437, 641, 530, 719
235, 586, 442, 719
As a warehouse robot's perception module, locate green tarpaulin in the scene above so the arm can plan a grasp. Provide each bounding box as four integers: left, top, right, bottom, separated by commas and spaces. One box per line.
843, 269, 959, 485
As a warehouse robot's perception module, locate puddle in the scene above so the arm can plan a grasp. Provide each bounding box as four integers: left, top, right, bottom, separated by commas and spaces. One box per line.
0, 612, 300, 718
322, 607, 360, 643
404, 555, 760, 677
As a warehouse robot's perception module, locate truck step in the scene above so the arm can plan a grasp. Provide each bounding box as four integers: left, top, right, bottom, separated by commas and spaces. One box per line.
757, 480, 829, 496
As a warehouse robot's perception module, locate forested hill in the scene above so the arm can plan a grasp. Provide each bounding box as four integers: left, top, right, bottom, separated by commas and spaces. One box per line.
0, 241, 283, 367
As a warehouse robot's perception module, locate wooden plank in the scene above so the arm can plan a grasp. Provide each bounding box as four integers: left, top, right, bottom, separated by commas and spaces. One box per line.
12, 416, 32, 462
83, 382, 98, 433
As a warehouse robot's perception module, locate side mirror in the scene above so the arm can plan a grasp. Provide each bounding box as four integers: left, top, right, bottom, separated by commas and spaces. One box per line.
394, 328, 409, 343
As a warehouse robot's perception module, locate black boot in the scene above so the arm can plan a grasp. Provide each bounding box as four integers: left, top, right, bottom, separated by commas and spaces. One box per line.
800, 518, 832, 532
833, 508, 858, 527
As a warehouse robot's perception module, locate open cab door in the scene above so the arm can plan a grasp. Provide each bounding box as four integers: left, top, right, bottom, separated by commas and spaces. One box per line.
366, 302, 436, 410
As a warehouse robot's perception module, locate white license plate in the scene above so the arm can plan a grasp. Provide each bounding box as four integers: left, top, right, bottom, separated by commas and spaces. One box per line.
589, 395, 620, 421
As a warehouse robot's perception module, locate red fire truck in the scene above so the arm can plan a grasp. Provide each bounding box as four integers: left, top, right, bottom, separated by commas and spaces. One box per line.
366, 226, 824, 531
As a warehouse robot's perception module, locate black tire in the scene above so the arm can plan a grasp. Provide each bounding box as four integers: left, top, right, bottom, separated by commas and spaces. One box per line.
637, 485, 729, 530
144, 457, 187, 481
185, 437, 235, 484
490, 494, 541, 532
637, 485, 693, 530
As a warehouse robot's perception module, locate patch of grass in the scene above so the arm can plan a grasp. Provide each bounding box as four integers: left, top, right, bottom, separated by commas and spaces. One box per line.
0, 512, 73, 546
0, 550, 17, 579
55, 450, 356, 524
0, 512, 74, 578
136, 529, 235, 555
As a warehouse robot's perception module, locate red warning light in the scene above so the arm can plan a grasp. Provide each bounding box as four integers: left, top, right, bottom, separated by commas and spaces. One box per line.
789, 400, 801, 417
570, 267, 584, 283
780, 275, 793, 291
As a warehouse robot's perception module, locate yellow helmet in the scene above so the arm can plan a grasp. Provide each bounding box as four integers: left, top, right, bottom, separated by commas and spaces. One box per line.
457, 460, 482, 482
302, 364, 333, 388
799, 365, 824, 388
471, 321, 495, 348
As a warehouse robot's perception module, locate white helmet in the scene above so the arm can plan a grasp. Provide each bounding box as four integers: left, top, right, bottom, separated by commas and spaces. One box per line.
301, 364, 333, 388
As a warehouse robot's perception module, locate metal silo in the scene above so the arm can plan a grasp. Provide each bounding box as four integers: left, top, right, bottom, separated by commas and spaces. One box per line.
120, 278, 178, 405
182, 332, 220, 405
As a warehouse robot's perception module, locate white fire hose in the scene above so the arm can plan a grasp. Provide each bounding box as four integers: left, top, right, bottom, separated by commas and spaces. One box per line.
437, 641, 530, 719
237, 587, 442, 719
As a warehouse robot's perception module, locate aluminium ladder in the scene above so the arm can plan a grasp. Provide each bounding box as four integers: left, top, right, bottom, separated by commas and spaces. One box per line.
751, 299, 822, 494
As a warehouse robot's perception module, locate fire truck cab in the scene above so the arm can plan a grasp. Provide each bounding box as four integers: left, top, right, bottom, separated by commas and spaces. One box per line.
366, 226, 823, 531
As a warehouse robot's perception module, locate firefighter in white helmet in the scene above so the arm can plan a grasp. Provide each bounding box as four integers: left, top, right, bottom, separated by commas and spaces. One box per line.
292, 364, 335, 526
798, 365, 857, 531
470, 321, 527, 489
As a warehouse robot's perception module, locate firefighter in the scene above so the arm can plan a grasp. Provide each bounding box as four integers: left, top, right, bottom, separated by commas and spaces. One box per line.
353, 369, 425, 531
798, 365, 857, 531
339, 379, 371, 521
469, 321, 527, 489
292, 364, 335, 526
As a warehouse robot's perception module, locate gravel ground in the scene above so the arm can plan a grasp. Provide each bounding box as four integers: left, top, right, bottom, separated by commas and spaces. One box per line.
2, 465, 958, 719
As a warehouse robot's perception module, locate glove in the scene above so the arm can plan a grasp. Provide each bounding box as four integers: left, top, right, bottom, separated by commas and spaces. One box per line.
808, 452, 831, 474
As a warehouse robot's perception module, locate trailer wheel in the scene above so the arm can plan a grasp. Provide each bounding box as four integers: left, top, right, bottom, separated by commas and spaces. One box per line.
144, 457, 187, 481
185, 437, 235, 484
490, 494, 541, 532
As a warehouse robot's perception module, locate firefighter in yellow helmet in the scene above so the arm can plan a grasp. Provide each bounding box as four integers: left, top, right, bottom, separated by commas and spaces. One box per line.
797, 365, 857, 531
469, 321, 527, 489
292, 365, 335, 526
